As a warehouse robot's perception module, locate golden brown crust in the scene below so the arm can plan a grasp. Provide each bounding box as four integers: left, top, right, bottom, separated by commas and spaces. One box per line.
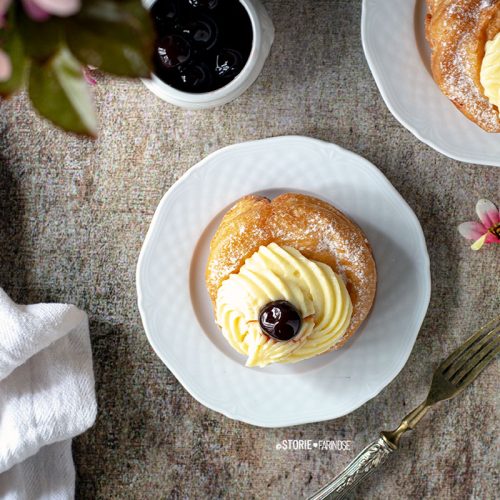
206, 193, 377, 350
426, 0, 500, 132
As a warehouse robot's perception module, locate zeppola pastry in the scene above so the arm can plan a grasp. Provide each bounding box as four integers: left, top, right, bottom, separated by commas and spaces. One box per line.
205, 193, 377, 367
426, 0, 500, 132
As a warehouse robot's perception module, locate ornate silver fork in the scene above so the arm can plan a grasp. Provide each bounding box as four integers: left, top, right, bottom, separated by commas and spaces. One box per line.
309, 315, 500, 500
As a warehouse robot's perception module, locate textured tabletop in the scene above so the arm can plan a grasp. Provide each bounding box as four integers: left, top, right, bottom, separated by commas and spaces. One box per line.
0, 1, 499, 498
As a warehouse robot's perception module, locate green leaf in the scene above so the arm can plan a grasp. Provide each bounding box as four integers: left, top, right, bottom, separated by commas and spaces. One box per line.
16, 12, 64, 62
0, 29, 27, 96
28, 46, 97, 136
65, 0, 154, 78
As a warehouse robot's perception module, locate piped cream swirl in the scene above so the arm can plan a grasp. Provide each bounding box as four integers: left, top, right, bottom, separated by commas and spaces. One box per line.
481, 32, 500, 109
215, 243, 352, 367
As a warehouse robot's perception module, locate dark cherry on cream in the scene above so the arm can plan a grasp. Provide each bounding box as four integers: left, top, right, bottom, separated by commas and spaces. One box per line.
151, 0, 253, 93
259, 301, 302, 342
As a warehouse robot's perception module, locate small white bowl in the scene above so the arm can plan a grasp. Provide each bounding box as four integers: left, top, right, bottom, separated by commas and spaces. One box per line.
142, 0, 274, 109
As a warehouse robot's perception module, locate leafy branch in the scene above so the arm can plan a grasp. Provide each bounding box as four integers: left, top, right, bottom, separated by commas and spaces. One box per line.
0, 0, 154, 136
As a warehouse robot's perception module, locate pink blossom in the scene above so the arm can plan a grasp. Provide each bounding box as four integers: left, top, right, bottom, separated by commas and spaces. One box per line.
0, 49, 11, 82
0, 0, 10, 26
83, 66, 97, 86
1, 0, 80, 23
2, 0, 80, 22
22, 0, 50, 20
458, 199, 500, 250
0, 0, 11, 82
22, 0, 80, 20
0, 0, 81, 82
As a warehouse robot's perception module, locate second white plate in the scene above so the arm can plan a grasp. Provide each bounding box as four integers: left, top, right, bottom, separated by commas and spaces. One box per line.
362, 0, 500, 167
137, 136, 431, 427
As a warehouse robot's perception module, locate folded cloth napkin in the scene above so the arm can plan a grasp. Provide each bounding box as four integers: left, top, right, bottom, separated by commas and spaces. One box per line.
0, 288, 97, 498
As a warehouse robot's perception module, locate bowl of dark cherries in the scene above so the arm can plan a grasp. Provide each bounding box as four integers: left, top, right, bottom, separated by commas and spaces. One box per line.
142, 0, 274, 108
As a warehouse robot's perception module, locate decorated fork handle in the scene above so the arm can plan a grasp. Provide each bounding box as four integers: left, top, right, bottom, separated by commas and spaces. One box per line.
307, 435, 396, 500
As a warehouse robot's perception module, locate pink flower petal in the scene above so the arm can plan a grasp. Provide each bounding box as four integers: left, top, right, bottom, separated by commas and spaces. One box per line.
0, 49, 12, 82
488, 209, 500, 225
0, 0, 10, 14
476, 199, 499, 227
33, 0, 80, 17
485, 232, 500, 244
22, 0, 50, 20
458, 221, 487, 240
0, 0, 11, 26
83, 67, 97, 86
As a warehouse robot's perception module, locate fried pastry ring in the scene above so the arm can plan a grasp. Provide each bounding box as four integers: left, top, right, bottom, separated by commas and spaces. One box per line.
426, 0, 500, 132
206, 193, 377, 350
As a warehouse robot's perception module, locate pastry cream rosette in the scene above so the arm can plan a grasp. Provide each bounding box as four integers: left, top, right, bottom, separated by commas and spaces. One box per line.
215, 243, 353, 367
481, 32, 500, 109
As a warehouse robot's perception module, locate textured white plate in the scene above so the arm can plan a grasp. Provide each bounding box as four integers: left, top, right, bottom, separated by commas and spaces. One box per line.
136, 136, 431, 427
362, 0, 500, 167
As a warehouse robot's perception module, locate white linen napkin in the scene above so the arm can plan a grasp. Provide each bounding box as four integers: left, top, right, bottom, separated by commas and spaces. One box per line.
0, 442, 75, 500
0, 288, 97, 498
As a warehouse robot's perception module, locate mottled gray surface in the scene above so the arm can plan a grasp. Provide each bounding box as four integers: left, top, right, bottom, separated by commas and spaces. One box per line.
0, 1, 499, 499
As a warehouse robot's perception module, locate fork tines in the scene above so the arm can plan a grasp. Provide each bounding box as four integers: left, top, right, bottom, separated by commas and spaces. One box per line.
440, 315, 500, 387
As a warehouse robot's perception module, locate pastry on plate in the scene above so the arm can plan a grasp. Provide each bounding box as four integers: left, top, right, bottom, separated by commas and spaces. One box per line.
205, 193, 377, 367
426, 0, 500, 132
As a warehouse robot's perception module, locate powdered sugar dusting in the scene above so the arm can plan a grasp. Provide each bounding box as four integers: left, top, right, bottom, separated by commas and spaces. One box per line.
428, 0, 500, 131
271, 210, 374, 335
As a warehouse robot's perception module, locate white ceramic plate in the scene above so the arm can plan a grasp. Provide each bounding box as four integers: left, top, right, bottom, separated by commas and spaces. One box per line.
136, 136, 431, 427
362, 0, 500, 167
